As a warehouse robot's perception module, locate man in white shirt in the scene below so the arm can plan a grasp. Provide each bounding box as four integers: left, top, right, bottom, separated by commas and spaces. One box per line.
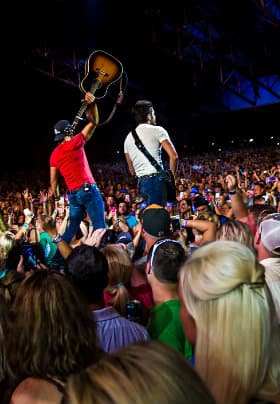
124, 100, 178, 206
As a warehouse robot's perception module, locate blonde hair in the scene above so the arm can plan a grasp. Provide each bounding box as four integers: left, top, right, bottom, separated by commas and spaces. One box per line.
216, 219, 254, 250
100, 244, 132, 316
179, 240, 280, 404
65, 340, 215, 404
0, 231, 15, 270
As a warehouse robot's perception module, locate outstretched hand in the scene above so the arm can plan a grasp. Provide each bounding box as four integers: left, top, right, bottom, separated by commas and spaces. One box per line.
225, 174, 237, 191
84, 227, 106, 248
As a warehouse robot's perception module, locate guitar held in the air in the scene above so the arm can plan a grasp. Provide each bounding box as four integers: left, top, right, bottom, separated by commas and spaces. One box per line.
65, 50, 123, 137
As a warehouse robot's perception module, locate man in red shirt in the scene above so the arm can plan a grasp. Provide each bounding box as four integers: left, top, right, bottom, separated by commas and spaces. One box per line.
50, 94, 106, 244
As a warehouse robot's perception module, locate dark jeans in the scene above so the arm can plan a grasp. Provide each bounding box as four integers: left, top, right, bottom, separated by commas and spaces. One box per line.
63, 183, 106, 243
138, 175, 167, 207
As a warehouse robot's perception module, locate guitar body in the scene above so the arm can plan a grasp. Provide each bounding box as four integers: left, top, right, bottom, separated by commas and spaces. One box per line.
64, 50, 123, 138
80, 50, 123, 99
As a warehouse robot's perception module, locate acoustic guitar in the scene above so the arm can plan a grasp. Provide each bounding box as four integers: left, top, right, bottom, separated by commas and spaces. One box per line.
65, 50, 123, 137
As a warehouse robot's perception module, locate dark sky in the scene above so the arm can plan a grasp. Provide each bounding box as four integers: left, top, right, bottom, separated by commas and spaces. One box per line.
6, 0, 280, 172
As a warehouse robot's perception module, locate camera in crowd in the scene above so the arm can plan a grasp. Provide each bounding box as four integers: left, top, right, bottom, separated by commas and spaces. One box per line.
170, 215, 181, 232
6, 241, 46, 271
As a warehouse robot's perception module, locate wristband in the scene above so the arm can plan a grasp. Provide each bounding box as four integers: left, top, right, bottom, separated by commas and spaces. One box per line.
22, 223, 28, 229
52, 234, 63, 243
228, 190, 237, 195
182, 219, 188, 228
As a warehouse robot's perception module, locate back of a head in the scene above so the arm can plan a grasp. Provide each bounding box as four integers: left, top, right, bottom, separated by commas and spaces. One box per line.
148, 239, 186, 283
65, 244, 109, 303
179, 240, 280, 403
193, 195, 211, 210
7, 269, 99, 382
100, 244, 132, 286
53, 119, 71, 143
0, 231, 16, 269
216, 220, 254, 250
132, 100, 153, 124
259, 213, 280, 256
141, 204, 171, 239
249, 205, 276, 226
65, 340, 215, 404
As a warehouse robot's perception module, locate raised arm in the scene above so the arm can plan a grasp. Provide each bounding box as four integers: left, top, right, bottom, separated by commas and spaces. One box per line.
82, 93, 99, 142
225, 174, 248, 221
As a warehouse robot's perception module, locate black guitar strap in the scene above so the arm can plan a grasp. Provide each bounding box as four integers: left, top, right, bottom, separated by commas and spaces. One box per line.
131, 129, 162, 172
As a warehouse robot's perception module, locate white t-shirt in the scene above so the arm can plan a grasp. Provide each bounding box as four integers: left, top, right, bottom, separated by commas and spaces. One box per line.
124, 123, 171, 177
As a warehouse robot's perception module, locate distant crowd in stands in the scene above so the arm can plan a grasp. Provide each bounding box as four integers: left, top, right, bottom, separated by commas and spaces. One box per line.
0, 145, 279, 403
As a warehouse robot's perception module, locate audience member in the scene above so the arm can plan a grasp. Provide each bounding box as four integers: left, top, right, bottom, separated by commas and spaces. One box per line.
179, 240, 280, 404
65, 340, 215, 404
6, 269, 102, 403
216, 219, 255, 250
132, 204, 172, 292
146, 238, 193, 361
254, 212, 280, 322
101, 243, 153, 325
65, 244, 149, 353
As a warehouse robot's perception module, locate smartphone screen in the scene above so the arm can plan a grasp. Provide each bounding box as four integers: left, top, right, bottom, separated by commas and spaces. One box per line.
171, 216, 180, 232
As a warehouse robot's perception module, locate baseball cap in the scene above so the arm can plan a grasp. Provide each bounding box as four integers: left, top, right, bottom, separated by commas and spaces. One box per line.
191, 186, 199, 194
260, 213, 280, 255
116, 231, 133, 245
54, 120, 71, 142
141, 204, 171, 237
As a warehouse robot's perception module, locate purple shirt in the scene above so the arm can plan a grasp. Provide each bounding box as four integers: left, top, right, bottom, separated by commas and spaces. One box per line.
92, 306, 149, 353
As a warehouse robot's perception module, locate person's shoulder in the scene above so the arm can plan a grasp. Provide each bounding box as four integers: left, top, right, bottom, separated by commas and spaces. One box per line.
72, 131, 85, 142
10, 377, 64, 404
111, 310, 148, 332
124, 131, 133, 144
152, 125, 170, 139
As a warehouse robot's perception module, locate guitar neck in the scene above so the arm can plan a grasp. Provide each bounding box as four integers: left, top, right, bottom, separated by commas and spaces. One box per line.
71, 80, 101, 133
71, 102, 89, 131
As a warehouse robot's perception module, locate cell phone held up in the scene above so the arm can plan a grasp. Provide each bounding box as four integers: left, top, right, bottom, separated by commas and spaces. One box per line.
170, 215, 181, 232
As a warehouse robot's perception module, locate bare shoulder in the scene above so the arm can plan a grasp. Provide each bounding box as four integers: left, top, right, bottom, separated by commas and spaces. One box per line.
10, 377, 63, 404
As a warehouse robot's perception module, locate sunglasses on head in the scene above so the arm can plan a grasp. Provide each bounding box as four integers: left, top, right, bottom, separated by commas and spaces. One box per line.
148, 239, 182, 275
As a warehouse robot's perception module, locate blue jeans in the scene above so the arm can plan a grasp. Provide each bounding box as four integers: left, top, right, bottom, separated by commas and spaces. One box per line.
63, 183, 106, 243
139, 175, 167, 207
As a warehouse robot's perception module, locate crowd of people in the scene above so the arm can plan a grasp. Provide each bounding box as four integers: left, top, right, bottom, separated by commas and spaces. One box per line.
0, 99, 279, 403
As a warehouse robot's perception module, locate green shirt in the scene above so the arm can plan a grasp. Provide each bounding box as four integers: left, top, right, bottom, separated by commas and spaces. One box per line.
39, 232, 58, 267
147, 299, 193, 360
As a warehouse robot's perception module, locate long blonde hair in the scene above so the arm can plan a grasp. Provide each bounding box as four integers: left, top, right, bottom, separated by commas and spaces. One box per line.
179, 240, 280, 404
